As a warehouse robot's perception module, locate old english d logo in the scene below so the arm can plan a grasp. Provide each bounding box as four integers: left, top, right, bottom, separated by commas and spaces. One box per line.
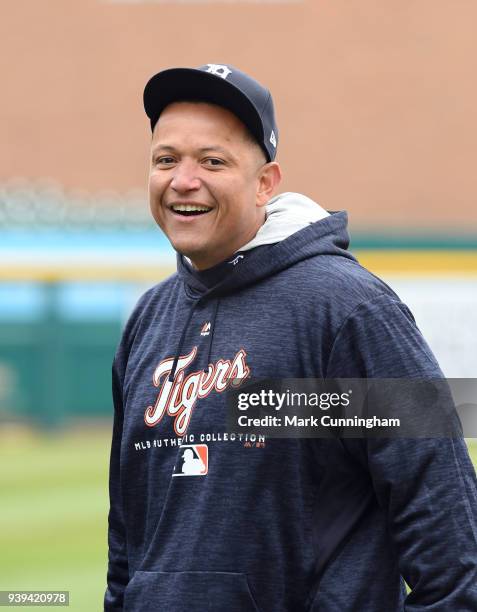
205, 64, 232, 80
173, 444, 208, 477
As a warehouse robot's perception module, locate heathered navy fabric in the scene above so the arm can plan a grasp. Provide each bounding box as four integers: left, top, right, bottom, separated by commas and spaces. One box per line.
105, 211, 477, 611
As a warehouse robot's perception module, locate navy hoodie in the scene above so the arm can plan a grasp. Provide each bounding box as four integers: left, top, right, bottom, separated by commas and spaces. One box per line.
104, 210, 477, 611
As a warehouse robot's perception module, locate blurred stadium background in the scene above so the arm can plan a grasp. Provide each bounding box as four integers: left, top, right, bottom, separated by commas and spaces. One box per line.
1, 1, 476, 610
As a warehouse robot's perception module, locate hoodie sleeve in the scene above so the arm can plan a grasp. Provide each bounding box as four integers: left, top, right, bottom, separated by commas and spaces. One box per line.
325, 294, 477, 609
104, 287, 156, 611
104, 354, 129, 611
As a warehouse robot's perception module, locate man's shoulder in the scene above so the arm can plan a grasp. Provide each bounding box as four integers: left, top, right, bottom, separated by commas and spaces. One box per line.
279, 252, 400, 309
132, 272, 180, 313
119, 272, 180, 347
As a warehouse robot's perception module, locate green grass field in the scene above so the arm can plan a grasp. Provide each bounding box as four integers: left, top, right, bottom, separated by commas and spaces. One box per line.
0, 427, 110, 611
1, 428, 476, 611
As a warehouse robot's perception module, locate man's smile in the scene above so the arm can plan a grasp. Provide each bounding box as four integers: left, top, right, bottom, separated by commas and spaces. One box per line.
167, 202, 214, 218
171, 204, 211, 213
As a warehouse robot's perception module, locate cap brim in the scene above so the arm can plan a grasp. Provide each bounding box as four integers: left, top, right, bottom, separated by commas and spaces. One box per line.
143, 68, 265, 144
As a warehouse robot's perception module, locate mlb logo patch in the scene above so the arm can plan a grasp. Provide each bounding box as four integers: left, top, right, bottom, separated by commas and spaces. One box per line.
173, 444, 208, 477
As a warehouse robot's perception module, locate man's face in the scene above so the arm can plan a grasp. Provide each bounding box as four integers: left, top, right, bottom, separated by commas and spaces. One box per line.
148, 101, 280, 270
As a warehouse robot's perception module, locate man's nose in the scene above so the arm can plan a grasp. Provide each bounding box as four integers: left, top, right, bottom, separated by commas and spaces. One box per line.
170, 161, 201, 193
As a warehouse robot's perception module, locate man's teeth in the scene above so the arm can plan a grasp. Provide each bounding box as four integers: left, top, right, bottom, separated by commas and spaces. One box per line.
171, 205, 211, 212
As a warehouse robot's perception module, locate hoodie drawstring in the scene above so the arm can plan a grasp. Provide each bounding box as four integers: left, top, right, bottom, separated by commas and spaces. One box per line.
204, 298, 220, 374
168, 299, 202, 383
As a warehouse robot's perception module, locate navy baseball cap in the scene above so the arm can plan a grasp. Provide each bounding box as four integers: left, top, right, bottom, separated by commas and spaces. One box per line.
143, 63, 278, 162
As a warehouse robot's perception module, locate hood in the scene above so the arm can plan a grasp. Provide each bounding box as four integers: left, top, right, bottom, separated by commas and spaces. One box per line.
177, 192, 355, 299
239, 191, 330, 252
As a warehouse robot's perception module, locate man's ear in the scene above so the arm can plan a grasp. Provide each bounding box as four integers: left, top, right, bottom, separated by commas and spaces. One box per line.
256, 162, 282, 207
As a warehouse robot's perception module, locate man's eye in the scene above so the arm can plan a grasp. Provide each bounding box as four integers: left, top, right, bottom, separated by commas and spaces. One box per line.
203, 158, 224, 167
155, 156, 175, 165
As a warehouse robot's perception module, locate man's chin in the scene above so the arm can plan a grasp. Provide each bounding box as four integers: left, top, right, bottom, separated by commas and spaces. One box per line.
171, 243, 205, 265
172, 242, 199, 256
173, 244, 228, 271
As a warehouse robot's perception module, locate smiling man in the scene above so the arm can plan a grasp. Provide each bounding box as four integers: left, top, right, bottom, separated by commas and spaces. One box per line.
148, 100, 280, 270
104, 64, 477, 611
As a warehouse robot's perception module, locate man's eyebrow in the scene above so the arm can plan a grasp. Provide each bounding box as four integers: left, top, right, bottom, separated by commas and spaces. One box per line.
198, 146, 239, 163
151, 144, 177, 155
197, 146, 232, 156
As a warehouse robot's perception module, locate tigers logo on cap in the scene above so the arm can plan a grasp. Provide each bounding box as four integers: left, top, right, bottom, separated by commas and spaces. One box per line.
205, 64, 232, 80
